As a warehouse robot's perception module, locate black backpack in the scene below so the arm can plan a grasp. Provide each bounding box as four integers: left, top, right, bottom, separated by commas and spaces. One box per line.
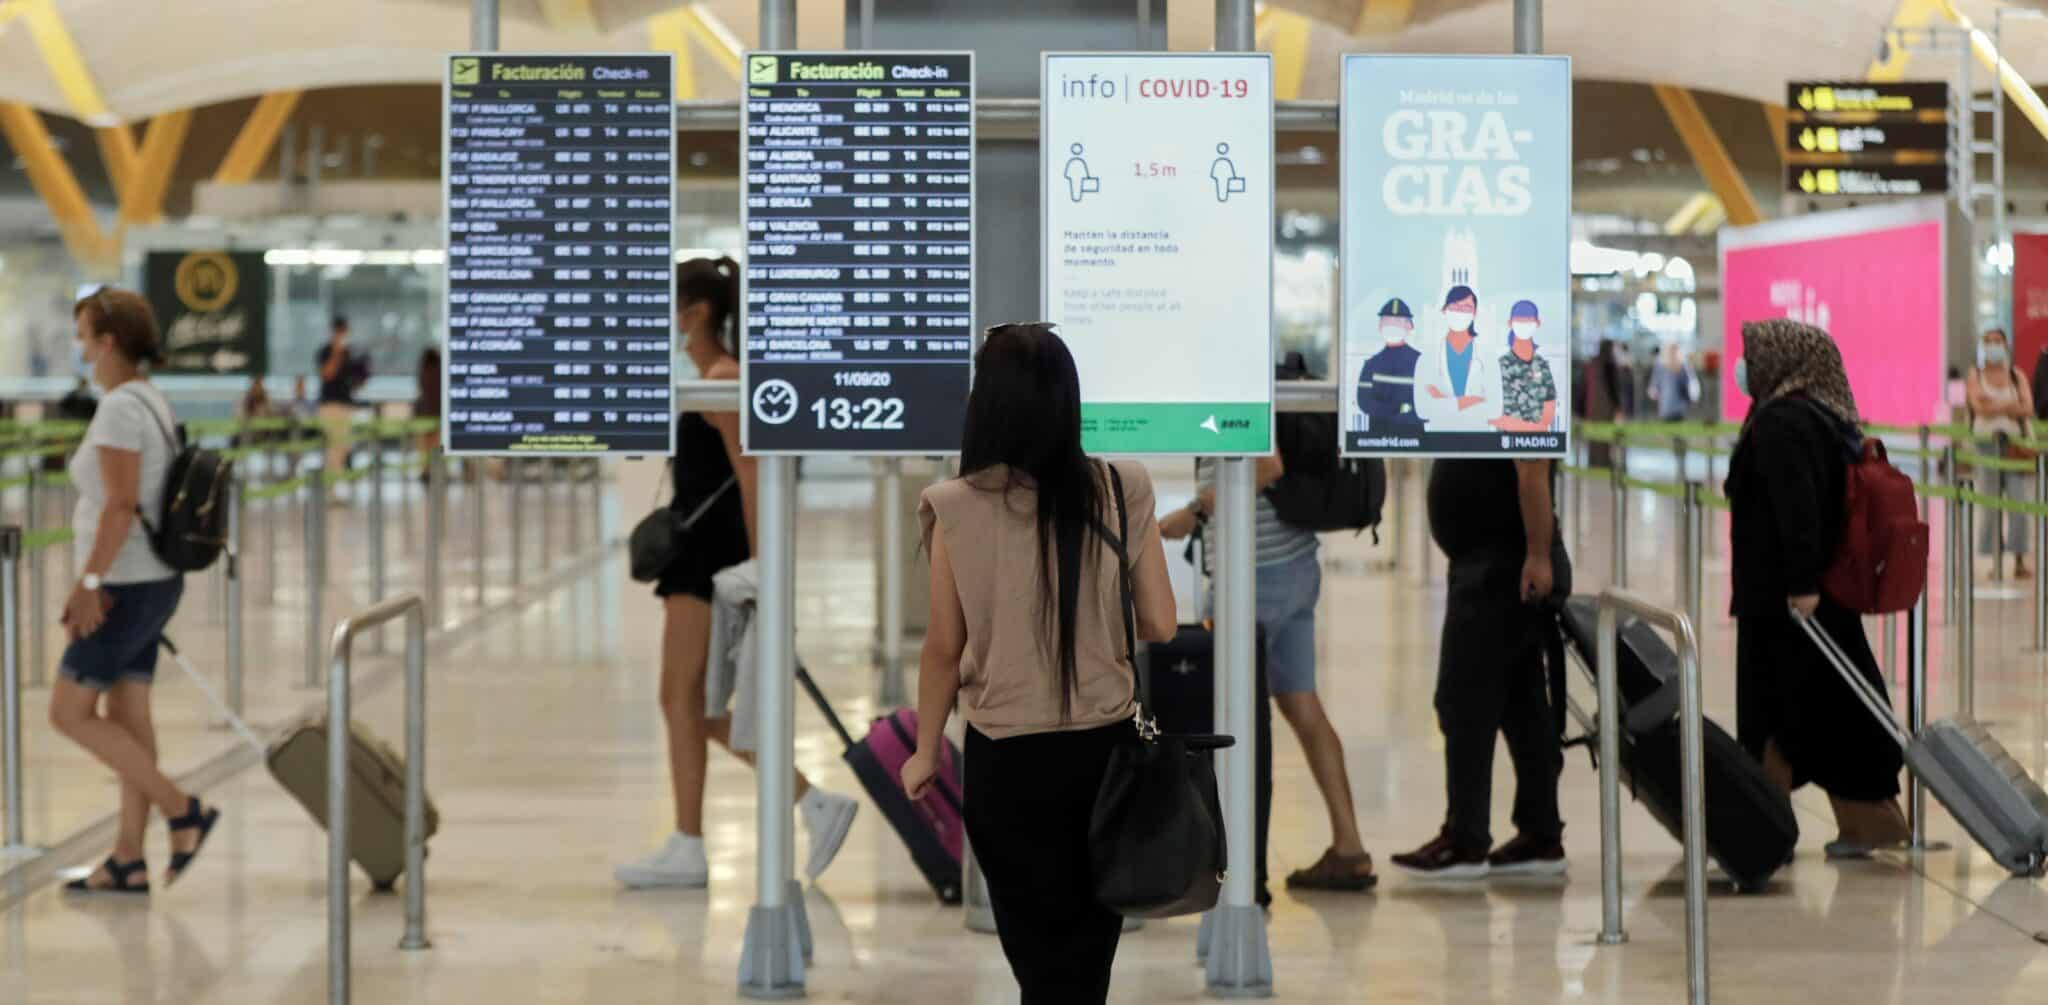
123, 387, 232, 572
1263, 354, 1386, 535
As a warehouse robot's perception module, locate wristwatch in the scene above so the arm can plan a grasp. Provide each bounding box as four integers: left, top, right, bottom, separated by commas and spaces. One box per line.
81, 573, 103, 591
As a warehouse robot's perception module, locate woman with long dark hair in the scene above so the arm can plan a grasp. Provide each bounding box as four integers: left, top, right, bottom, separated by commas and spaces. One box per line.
1726, 319, 1907, 856
614, 257, 858, 889
901, 324, 1177, 1003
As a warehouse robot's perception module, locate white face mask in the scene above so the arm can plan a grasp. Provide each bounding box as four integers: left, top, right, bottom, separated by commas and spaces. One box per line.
1380, 325, 1408, 345
1444, 310, 1475, 332
1510, 322, 1538, 341
1982, 343, 2010, 366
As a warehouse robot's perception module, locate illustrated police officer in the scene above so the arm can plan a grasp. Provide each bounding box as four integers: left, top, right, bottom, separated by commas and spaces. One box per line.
1355, 298, 1423, 433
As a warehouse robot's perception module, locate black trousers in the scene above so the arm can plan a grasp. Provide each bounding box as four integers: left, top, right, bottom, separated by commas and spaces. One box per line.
1736, 600, 1903, 802
1436, 554, 1566, 855
964, 721, 1128, 1005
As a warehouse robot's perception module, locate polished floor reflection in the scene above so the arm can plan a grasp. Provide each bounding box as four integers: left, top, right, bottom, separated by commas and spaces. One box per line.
3, 459, 2047, 1003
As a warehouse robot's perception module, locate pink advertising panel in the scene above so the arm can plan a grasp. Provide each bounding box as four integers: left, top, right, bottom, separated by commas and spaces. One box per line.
2016, 232, 2048, 374
1721, 203, 1950, 426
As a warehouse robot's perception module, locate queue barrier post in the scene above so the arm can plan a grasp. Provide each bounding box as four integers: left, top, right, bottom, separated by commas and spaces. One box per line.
1944, 444, 1959, 625
226, 478, 245, 717
1905, 590, 1943, 850
304, 473, 326, 689
426, 451, 446, 630
878, 458, 907, 707
2036, 452, 2046, 652
26, 466, 44, 688
1959, 480, 1976, 719
1609, 440, 1628, 589
369, 435, 389, 653
326, 593, 432, 1005
1595, 588, 1710, 1004
2, 526, 32, 856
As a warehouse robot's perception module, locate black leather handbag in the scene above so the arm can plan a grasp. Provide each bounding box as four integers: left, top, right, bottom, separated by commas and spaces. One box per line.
628, 466, 736, 583
1088, 464, 1235, 919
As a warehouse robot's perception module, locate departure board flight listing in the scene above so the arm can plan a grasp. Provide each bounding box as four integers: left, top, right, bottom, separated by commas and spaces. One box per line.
1339, 55, 1572, 459
740, 51, 975, 455
442, 53, 675, 455
1041, 53, 1274, 456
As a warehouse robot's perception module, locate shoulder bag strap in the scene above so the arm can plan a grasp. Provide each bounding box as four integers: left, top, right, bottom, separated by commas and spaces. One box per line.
677, 475, 738, 532
1104, 462, 1147, 725
108, 384, 180, 536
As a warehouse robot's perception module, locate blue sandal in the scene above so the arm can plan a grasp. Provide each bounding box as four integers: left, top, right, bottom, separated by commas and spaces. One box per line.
165, 797, 221, 886
65, 856, 150, 895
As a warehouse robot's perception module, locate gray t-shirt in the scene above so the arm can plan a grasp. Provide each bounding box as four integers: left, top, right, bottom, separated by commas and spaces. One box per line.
68, 382, 178, 584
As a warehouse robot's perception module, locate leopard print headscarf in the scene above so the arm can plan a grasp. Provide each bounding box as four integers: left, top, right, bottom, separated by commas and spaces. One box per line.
1739, 319, 1860, 432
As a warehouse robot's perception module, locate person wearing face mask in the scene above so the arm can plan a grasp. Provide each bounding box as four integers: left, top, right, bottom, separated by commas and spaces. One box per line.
614, 257, 859, 890
1490, 300, 1559, 433
1966, 328, 2034, 579
1353, 297, 1423, 434
1417, 285, 1500, 433
1725, 320, 1908, 857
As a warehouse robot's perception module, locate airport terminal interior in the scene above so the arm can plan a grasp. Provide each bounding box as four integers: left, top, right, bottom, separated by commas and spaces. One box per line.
4, 1, 2048, 1003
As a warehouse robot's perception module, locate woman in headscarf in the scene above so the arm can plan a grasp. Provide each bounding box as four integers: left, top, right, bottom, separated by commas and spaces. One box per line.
1725, 320, 1907, 858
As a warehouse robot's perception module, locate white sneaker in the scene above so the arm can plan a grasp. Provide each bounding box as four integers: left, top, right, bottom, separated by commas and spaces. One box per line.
614, 833, 708, 889
800, 790, 860, 882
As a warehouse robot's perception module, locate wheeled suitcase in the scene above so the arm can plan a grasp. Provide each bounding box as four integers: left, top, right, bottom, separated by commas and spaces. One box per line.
1797, 614, 2048, 877
1141, 624, 1273, 901
794, 664, 965, 903
159, 637, 440, 890
267, 718, 443, 889
1558, 598, 1799, 891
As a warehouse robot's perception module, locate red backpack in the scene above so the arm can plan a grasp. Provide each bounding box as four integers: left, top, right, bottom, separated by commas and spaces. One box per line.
1823, 435, 1929, 614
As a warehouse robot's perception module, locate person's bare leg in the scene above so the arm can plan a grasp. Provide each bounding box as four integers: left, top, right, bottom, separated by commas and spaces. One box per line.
1274, 691, 1367, 858
660, 595, 714, 836
48, 679, 189, 820
1828, 794, 1910, 845
705, 716, 813, 800
1761, 739, 1795, 797
106, 683, 160, 860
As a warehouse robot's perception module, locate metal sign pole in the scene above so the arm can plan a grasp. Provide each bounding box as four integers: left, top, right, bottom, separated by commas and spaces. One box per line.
540, 461, 555, 571
26, 468, 43, 687
510, 466, 525, 588
1959, 481, 1976, 719
1204, 456, 1273, 996
879, 459, 906, 707
472, 460, 487, 607
738, 453, 804, 998
369, 437, 389, 653
226, 480, 245, 716
305, 474, 326, 689
426, 452, 445, 630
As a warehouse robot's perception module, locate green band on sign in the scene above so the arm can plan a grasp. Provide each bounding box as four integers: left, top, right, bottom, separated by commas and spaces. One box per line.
1081, 403, 1270, 455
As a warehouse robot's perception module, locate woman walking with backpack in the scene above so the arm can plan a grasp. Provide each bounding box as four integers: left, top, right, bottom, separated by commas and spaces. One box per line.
1725, 319, 1907, 858
51, 288, 220, 893
902, 324, 1178, 1004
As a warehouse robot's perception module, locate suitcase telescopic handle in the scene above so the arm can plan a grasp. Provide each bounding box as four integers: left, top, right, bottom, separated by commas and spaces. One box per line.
793, 663, 860, 751
1791, 612, 1913, 750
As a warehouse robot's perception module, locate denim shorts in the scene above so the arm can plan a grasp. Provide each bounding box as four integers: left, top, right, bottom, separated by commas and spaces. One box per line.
58, 577, 184, 692
1253, 549, 1322, 696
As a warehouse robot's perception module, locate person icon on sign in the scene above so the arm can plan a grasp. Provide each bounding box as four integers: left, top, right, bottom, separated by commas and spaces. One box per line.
1210, 143, 1247, 202
1064, 143, 1101, 203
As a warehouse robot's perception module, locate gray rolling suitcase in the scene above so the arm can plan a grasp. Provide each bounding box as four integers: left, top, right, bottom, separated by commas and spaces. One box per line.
1797, 615, 2048, 877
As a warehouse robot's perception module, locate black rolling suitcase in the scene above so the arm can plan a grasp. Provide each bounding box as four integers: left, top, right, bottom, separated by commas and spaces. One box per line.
794, 664, 965, 903
1557, 597, 1798, 891
1141, 624, 1273, 902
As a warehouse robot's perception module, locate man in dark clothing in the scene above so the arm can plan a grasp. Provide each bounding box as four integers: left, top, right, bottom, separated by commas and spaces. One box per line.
1394, 458, 1571, 878
1354, 298, 1423, 434
315, 317, 364, 501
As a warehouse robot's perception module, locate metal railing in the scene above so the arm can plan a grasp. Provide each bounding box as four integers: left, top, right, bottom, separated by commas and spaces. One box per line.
1594, 588, 1710, 1005
326, 593, 431, 1005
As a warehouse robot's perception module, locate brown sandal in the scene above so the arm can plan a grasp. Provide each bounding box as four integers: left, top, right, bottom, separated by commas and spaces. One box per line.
1285, 848, 1378, 892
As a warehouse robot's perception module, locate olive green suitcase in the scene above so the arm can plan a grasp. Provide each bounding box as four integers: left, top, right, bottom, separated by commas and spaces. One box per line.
162, 636, 441, 890
266, 719, 441, 890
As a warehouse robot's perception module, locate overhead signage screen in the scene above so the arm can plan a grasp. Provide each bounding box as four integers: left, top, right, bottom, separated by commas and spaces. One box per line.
1789, 164, 1948, 197
1787, 81, 1949, 117
740, 51, 975, 455
1041, 53, 1274, 456
1339, 54, 1572, 458
442, 53, 675, 455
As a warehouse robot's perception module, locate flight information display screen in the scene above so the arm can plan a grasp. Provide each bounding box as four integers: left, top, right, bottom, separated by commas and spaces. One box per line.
740, 51, 975, 455
442, 53, 675, 455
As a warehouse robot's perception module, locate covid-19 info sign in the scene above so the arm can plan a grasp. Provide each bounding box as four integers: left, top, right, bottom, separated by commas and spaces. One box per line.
1339, 55, 1572, 458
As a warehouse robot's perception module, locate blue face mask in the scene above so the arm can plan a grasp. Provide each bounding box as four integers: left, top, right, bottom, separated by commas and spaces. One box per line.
1982, 344, 2010, 366
1734, 358, 1748, 397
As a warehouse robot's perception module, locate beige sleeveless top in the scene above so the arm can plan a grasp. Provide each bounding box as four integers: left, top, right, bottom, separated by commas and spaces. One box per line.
919, 460, 1155, 740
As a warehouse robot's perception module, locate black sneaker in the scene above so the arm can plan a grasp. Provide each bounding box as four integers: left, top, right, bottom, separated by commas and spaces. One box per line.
1486, 833, 1566, 877
1391, 829, 1489, 880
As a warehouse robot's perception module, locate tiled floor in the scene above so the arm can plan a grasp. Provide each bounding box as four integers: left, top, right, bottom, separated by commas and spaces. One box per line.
4, 459, 2047, 1003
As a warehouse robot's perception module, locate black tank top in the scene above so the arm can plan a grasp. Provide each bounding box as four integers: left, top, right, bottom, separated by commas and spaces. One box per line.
671, 411, 748, 546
